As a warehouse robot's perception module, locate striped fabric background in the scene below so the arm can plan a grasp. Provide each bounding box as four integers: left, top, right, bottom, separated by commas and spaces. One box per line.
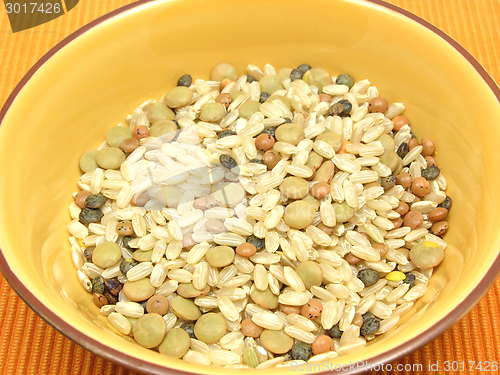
0, 1, 499, 374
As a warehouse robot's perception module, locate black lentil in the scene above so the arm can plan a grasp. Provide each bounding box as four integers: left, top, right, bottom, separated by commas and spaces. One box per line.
381, 176, 397, 190
360, 317, 380, 335
327, 103, 344, 117
79, 208, 103, 224
177, 74, 192, 87
338, 99, 352, 116
259, 92, 270, 103
122, 236, 135, 250
327, 324, 342, 339
218, 129, 237, 139
290, 69, 304, 81
438, 195, 452, 210
357, 268, 380, 287
246, 75, 257, 83
104, 290, 118, 305
249, 158, 264, 164
104, 277, 123, 296
219, 154, 237, 169
91, 276, 105, 294
421, 166, 440, 180
283, 118, 292, 123
362, 312, 375, 323
180, 323, 197, 339
396, 142, 409, 159
283, 350, 293, 362
291, 342, 313, 361
335, 73, 355, 89
297, 64, 312, 74
246, 234, 265, 250
120, 258, 139, 275
139, 300, 148, 312
410, 131, 417, 139
403, 272, 416, 287
85, 194, 106, 208
83, 246, 95, 262
261, 126, 278, 137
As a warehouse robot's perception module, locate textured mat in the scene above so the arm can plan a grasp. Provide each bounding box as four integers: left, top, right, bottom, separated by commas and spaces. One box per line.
0, 1, 499, 374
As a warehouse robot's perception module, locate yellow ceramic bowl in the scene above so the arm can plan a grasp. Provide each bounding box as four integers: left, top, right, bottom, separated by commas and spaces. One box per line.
1, 0, 500, 373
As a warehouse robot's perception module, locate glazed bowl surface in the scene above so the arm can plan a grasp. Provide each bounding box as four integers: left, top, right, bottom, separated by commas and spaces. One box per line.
1, 0, 500, 373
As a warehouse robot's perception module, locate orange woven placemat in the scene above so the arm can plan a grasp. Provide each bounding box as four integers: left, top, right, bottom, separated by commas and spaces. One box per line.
0, 1, 499, 374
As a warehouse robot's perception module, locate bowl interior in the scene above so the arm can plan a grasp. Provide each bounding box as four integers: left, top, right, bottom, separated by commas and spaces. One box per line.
1, 0, 500, 373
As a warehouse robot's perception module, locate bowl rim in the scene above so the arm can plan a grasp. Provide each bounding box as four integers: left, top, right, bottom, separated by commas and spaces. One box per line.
1, 0, 500, 373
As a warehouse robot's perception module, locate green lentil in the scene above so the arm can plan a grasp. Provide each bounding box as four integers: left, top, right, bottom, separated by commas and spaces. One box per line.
133, 313, 167, 348
106, 126, 133, 148
250, 286, 279, 309
123, 278, 155, 302
295, 261, 323, 289
150, 119, 177, 139
284, 200, 316, 230
357, 269, 380, 287
279, 177, 309, 199
304, 67, 332, 92
79, 150, 99, 173
177, 283, 210, 299
211, 63, 238, 82
239, 100, 261, 120
379, 150, 400, 172
332, 202, 354, 223
205, 246, 235, 268
316, 132, 343, 152
260, 329, 294, 354
277, 68, 292, 82
92, 242, 121, 269
158, 328, 191, 358
155, 186, 184, 208
377, 134, 395, 152
193, 312, 226, 344
199, 102, 226, 123
146, 102, 175, 123
85, 194, 106, 208
122, 236, 135, 249
95, 147, 126, 170
164, 86, 193, 109
171, 296, 201, 321
259, 75, 283, 95
246, 74, 257, 83
275, 123, 305, 146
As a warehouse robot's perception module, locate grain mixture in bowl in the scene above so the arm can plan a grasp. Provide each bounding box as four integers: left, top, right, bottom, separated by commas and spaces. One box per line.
67, 62, 451, 368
